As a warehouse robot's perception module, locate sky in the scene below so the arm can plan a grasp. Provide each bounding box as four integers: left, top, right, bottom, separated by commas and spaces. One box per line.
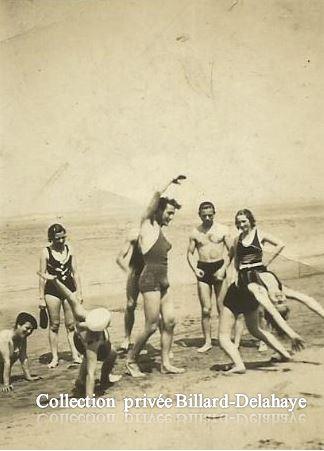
1, 0, 324, 217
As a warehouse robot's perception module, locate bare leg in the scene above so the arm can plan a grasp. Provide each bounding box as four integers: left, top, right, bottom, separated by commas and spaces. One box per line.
75, 357, 87, 392
126, 291, 160, 377
197, 281, 212, 352
62, 299, 82, 363
38, 274, 87, 321
100, 349, 117, 390
233, 314, 245, 348
214, 278, 228, 315
244, 309, 291, 360
45, 294, 61, 368
247, 283, 304, 351
284, 286, 324, 319
219, 306, 246, 373
160, 292, 184, 374
121, 273, 139, 350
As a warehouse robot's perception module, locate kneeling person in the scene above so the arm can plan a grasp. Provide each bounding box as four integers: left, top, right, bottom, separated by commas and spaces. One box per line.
0, 312, 40, 392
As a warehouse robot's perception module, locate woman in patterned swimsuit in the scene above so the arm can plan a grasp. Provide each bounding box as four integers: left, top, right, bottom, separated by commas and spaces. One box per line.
39, 224, 82, 368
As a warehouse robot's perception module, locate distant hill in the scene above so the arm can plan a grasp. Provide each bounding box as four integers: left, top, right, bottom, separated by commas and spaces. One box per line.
1, 189, 142, 224
76, 189, 141, 215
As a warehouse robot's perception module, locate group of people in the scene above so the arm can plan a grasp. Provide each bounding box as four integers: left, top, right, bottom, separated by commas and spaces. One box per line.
1, 175, 324, 395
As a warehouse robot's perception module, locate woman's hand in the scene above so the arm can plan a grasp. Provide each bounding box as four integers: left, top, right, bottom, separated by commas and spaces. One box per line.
37, 271, 57, 281
290, 333, 305, 352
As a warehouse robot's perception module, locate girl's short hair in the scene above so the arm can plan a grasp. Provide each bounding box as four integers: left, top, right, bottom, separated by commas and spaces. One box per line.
47, 223, 66, 242
235, 209, 256, 229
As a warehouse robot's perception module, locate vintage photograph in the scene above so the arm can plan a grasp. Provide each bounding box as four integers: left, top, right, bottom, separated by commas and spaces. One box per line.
1, 0, 323, 449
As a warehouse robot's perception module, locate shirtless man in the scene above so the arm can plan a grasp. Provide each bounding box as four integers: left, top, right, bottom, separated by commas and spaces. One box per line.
187, 202, 230, 353
116, 228, 144, 351
0, 312, 40, 392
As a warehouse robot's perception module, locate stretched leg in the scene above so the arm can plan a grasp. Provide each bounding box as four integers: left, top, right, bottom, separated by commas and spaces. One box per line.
284, 286, 324, 319
126, 291, 160, 377
256, 307, 269, 352
214, 278, 228, 315
244, 309, 291, 360
121, 273, 139, 351
233, 314, 245, 348
197, 281, 213, 352
100, 349, 117, 390
218, 306, 246, 373
45, 294, 61, 368
38, 274, 87, 321
75, 357, 87, 393
62, 299, 82, 363
247, 283, 304, 352
160, 292, 184, 374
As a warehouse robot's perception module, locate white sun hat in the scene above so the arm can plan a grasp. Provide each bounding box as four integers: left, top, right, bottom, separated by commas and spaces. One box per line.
85, 308, 112, 332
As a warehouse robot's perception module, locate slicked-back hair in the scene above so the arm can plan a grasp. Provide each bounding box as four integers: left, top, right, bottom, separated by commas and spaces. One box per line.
198, 201, 215, 215
235, 209, 256, 229
158, 197, 182, 212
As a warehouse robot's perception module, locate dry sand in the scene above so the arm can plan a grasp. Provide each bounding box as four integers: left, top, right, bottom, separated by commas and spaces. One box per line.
0, 207, 324, 449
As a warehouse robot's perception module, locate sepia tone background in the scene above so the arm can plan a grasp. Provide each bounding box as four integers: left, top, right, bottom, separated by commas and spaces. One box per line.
1, 0, 324, 449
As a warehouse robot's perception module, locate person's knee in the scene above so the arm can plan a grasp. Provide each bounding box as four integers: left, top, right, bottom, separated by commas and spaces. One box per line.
65, 321, 75, 333
246, 323, 261, 338
126, 298, 136, 311
49, 320, 60, 333
145, 321, 159, 335
202, 306, 211, 318
163, 316, 176, 331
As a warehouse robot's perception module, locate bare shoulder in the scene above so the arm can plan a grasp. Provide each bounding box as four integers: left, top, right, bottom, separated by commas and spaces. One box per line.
0, 329, 11, 345
189, 226, 200, 240
128, 228, 140, 243
67, 242, 74, 254
217, 222, 230, 236
41, 247, 49, 258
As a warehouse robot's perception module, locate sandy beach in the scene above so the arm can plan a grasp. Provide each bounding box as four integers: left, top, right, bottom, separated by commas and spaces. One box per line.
0, 206, 324, 449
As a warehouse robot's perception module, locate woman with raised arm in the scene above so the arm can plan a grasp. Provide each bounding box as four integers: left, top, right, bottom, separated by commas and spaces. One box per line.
39, 224, 82, 368
126, 175, 186, 377
218, 209, 305, 374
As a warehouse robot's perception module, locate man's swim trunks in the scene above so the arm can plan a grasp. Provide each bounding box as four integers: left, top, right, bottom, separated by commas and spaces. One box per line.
196, 260, 225, 285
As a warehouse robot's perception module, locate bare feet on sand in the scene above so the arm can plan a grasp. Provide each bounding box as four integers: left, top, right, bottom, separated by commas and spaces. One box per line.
48, 358, 59, 368
222, 365, 246, 375
125, 361, 146, 378
161, 364, 185, 374
197, 343, 212, 353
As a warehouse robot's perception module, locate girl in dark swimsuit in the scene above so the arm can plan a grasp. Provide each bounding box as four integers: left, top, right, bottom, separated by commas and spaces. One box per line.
126, 176, 186, 377
39, 224, 83, 368
218, 209, 305, 374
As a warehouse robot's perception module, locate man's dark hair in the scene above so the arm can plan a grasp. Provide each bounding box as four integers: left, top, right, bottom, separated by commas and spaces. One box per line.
15, 312, 38, 330
198, 201, 215, 214
158, 197, 182, 212
235, 209, 256, 229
